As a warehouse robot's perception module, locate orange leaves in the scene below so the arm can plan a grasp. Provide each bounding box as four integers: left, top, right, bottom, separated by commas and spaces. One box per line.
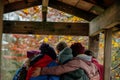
22, 9, 29, 15
3, 55, 26, 61
22, 6, 41, 15
33, 6, 41, 13
12, 34, 20, 38
69, 16, 81, 22
14, 5, 87, 22
12, 34, 30, 38
68, 36, 72, 41
6, 34, 89, 66
112, 40, 119, 47
11, 45, 21, 52
3, 55, 17, 59
44, 38, 48, 43
15, 6, 42, 21
99, 43, 104, 48
35, 35, 41, 39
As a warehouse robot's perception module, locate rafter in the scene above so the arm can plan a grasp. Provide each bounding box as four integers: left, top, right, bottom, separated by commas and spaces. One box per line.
4, 0, 42, 13
49, 0, 97, 21
3, 21, 89, 36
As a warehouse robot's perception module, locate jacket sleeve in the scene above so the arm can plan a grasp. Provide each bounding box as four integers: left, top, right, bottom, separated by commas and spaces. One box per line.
41, 59, 84, 75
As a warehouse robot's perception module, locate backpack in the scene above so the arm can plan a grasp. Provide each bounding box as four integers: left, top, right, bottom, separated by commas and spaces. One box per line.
13, 54, 44, 80
30, 61, 60, 80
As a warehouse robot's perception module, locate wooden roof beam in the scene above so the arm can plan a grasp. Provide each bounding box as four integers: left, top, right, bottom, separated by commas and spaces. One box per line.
3, 21, 89, 36
74, 0, 104, 15
90, 0, 120, 36
89, 5, 104, 15
42, 0, 49, 22
49, 0, 97, 21
4, 0, 42, 13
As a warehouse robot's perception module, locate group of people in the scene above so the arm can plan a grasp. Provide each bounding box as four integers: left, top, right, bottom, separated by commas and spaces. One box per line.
13, 41, 103, 80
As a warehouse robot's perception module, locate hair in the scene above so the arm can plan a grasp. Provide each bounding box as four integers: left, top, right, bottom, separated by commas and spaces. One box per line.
56, 41, 68, 52
84, 50, 95, 57
70, 42, 85, 57
39, 43, 57, 60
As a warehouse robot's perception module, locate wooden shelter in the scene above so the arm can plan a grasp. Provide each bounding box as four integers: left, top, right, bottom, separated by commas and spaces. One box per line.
0, 0, 120, 80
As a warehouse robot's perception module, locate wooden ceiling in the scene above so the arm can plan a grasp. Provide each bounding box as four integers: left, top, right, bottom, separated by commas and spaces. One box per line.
2, 0, 120, 36
3, 0, 116, 21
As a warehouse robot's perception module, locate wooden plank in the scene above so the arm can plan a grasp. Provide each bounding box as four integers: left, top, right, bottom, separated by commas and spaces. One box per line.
90, 0, 120, 36
76, 0, 94, 11
103, 0, 115, 7
59, 0, 101, 13
42, 0, 49, 22
49, 0, 97, 21
3, 21, 89, 36
59, 0, 104, 15
0, 0, 3, 79
88, 35, 99, 58
59, 0, 80, 6
89, 5, 104, 15
4, 0, 42, 13
104, 29, 112, 80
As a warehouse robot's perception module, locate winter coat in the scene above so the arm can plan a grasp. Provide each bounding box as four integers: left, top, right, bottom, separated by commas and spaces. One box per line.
26, 54, 55, 80
92, 58, 104, 80
41, 54, 100, 80
59, 47, 89, 80
30, 61, 60, 80
60, 69, 89, 80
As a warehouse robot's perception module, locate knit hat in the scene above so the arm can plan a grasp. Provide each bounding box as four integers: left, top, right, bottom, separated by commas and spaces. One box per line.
58, 47, 73, 64
39, 43, 57, 60
70, 42, 85, 57
27, 50, 40, 58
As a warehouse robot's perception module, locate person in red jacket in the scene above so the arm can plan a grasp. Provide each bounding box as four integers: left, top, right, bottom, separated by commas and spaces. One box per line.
13, 50, 40, 80
84, 50, 104, 80
26, 43, 57, 80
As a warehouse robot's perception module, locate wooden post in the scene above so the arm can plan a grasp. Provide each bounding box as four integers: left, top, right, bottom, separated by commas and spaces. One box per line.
0, 0, 3, 79
89, 34, 99, 58
42, 0, 49, 22
104, 29, 112, 80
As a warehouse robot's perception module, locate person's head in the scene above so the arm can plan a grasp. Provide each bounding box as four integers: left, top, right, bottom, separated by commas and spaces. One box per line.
70, 42, 85, 57
56, 41, 68, 53
27, 50, 40, 60
84, 50, 95, 58
39, 43, 57, 60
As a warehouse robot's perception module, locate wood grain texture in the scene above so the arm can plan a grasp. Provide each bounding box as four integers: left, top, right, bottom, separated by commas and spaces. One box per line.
0, 0, 4, 79
3, 21, 89, 36
104, 29, 112, 80
90, 0, 120, 36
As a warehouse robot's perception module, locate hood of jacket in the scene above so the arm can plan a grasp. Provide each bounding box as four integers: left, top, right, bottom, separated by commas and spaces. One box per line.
58, 47, 73, 64
76, 54, 92, 62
